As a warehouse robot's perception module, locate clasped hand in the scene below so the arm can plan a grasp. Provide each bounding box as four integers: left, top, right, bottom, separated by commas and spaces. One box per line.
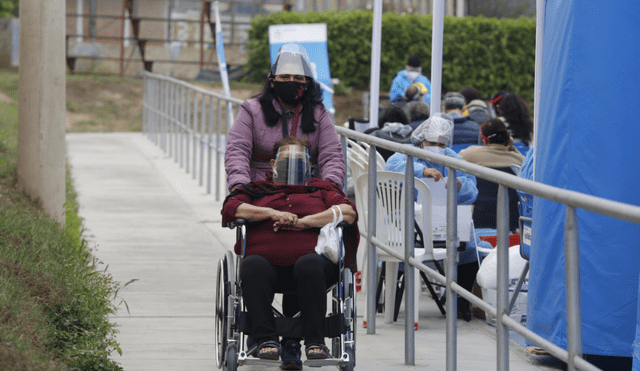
271, 211, 308, 232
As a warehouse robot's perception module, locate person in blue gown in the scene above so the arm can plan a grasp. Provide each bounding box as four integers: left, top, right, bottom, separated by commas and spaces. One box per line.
385, 116, 491, 321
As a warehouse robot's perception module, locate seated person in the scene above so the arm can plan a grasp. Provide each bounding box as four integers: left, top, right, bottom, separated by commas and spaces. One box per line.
458, 118, 525, 167
443, 91, 481, 148
391, 82, 429, 110
365, 105, 413, 161
386, 116, 478, 203
459, 119, 524, 231
403, 100, 430, 130
385, 117, 492, 321
459, 86, 491, 126
221, 137, 359, 366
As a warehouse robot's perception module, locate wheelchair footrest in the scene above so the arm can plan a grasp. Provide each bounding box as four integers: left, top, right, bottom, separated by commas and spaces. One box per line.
238, 312, 346, 338
305, 358, 344, 368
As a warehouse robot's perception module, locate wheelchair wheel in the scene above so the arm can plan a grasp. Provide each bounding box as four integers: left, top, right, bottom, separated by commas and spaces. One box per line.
344, 268, 356, 365
216, 252, 235, 369
215, 258, 228, 369
340, 344, 355, 371
223, 343, 238, 371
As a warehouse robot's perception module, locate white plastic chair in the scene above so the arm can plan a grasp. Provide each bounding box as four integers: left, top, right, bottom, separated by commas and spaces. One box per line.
346, 138, 385, 171
356, 171, 447, 328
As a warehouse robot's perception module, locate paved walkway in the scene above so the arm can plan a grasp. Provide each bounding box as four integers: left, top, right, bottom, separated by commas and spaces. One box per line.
66, 132, 563, 371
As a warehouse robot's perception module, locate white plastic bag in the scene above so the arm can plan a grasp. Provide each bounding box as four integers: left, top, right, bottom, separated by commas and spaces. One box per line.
314, 206, 343, 264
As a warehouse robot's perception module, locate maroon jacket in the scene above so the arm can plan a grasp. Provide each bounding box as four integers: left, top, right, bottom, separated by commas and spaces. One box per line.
221, 178, 359, 271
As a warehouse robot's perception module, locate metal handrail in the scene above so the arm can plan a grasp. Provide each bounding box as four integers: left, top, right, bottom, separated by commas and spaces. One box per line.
141, 73, 640, 370
335, 125, 640, 371
142, 71, 243, 201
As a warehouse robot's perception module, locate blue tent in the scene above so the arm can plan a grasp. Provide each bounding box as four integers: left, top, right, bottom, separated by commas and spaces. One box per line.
529, 0, 640, 359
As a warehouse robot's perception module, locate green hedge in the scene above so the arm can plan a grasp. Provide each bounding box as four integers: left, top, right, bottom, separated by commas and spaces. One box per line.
245, 11, 535, 101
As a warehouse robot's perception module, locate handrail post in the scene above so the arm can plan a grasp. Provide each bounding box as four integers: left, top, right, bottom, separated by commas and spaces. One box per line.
565, 206, 582, 371
366, 145, 378, 334
404, 157, 415, 365
200, 94, 206, 186
180, 86, 185, 168
216, 98, 222, 200
142, 74, 147, 135
192, 92, 198, 180
445, 168, 458, 371
341, 136, 348, 195
207, 96, 214, 194
496, 185, 510, 371
173, 83, 179, 162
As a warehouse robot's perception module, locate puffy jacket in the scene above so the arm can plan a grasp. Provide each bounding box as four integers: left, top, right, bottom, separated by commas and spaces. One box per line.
452, 115, 481, 145
225, 97, 345, 191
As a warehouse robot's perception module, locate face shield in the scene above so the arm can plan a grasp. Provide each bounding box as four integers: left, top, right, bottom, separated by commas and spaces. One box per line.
272, 144, 311, 185
271, 44, 314, 79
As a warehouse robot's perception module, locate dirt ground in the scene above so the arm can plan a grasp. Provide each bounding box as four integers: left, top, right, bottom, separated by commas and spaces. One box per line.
64, 76, 367, 132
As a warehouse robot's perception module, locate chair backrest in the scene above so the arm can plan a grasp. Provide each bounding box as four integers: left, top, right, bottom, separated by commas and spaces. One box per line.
519, 216, 532, 261
346, 138, 368, 158
353, 141, 385, 170
346, 149, 367, 189
355, 171, 435, 257
472, 167, 520, 231
346, 139, 385, 171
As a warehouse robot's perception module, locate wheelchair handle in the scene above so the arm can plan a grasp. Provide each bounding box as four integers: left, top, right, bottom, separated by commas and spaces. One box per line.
222, 218, 247, 229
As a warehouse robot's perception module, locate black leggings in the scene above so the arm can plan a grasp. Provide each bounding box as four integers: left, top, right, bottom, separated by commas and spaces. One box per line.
240, 253, 338, 346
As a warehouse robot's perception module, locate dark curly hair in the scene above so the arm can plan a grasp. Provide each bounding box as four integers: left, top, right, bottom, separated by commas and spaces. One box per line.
499, 94, 533, 146
378, 105, 410, 128
480, 118, 511, 146
254, 75, 324, 135
459, 86, 481, 104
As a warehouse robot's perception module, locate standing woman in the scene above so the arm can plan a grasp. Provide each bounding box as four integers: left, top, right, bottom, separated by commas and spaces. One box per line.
224, 43, 345, 370
225, 44, 345, 192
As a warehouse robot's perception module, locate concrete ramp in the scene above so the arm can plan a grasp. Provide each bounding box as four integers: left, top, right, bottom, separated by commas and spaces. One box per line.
66, 132, 560, 371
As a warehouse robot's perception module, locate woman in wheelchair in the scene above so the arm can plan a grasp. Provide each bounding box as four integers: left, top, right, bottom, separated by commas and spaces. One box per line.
221, 137, 359, 368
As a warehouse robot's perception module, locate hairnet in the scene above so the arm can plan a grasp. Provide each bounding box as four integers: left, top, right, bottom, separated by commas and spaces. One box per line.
411, 116, 454, 147
271, 44, 314, 78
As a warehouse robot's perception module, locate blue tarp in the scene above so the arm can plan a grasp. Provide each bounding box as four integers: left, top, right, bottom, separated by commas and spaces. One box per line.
529, 0, 640, 357
634, 274, 640, 370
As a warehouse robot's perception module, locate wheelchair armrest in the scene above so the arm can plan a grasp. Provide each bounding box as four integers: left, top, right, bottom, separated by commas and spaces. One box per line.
222, 218, 247, 229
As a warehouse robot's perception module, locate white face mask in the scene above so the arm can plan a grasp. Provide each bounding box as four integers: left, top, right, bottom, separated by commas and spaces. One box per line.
406, 70, 420, 82
423, 145, 445, 154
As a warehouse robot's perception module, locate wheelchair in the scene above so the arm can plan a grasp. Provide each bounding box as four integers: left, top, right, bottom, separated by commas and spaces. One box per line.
216, 219, 357, 371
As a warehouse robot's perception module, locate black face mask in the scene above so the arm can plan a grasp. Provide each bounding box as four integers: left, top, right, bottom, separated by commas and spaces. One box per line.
273, 81, 307, 105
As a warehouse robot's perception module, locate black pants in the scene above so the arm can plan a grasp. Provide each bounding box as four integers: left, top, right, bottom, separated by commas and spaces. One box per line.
457, 261, 479, 309
240, 253, 338, 346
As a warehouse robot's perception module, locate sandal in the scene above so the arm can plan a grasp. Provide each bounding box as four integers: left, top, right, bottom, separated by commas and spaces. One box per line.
305, 343, 331, 360
257, 340, 281, 360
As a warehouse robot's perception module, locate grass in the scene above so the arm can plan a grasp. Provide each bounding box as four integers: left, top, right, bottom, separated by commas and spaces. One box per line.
0, 76, 125, 370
